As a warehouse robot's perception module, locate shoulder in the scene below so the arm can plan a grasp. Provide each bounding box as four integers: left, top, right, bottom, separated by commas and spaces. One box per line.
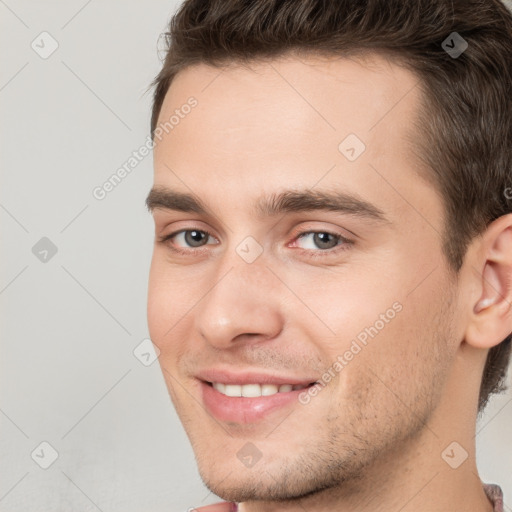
483, 483, 504, 512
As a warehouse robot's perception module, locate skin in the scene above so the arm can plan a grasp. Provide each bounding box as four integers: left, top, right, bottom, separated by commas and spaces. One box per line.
147, 53, 512, 512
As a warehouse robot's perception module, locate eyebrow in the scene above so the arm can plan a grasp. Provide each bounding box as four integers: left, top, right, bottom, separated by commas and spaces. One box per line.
145, 186, 390, 224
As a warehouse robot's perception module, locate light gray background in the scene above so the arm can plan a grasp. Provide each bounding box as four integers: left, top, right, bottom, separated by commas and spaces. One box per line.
1, 1, 511, 511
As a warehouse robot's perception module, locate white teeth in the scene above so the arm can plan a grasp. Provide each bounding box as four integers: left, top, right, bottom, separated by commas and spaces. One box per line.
212, 382, 308, 397
261, 384, 279, 396
224, 384, 242, 397
212, 382, 225, 394
241, 384, 262, 398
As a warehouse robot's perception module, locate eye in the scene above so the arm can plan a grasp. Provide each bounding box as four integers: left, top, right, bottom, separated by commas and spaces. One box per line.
290, 230, 352, 256
159, 228, 217, 252
295, 231, 343, 250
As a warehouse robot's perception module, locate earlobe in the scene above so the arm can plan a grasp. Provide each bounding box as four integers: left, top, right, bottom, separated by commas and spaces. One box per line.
465, 216, 512, 350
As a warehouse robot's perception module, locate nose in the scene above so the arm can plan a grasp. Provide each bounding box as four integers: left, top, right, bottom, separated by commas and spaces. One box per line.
194, 257, 284, 349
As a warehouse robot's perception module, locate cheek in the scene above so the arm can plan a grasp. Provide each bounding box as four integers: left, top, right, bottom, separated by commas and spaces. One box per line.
147, 264, 165, 339
295, 261, 451, 395
147, 256, 204, 364
147, 258, 182, 344
282, 264, 404, 356
345, 276, 454, 406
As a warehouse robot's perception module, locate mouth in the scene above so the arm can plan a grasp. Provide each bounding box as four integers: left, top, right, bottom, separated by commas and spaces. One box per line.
197, 371, 318, 424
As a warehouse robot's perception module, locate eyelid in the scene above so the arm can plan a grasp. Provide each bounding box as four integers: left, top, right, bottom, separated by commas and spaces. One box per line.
287, 222, 353, 243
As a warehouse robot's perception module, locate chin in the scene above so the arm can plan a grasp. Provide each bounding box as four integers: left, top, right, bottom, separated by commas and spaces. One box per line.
196, 456, 344, 504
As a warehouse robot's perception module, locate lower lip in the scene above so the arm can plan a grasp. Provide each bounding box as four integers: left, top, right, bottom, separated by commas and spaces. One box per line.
200, 381, 311, 424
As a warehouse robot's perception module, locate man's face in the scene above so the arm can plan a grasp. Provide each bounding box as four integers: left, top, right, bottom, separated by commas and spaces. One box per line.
147, 54, 464, 502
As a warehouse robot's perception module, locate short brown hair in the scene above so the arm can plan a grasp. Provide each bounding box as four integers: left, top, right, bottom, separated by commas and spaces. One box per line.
150, 0, 512, 413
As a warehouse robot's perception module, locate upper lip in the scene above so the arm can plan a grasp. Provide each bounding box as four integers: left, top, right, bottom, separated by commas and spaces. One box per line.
196, 368, 318, 386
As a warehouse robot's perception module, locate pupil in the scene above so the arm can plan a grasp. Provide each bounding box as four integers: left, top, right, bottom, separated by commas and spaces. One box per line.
186, 230, 206, 247
315, 232, 336, 249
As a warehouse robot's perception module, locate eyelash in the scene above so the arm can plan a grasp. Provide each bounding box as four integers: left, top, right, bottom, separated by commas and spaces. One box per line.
158, 227, 353, 258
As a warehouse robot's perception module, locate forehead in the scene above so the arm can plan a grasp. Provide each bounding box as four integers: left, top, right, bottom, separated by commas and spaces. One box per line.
152, 53, 441, 229
154, 52, 422, 167
158, 53, 418, 134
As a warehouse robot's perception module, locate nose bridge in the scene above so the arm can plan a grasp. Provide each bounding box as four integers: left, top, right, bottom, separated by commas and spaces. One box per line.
194, 246, 283, 347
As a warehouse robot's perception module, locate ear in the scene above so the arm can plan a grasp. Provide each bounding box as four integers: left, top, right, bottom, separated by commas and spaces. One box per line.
465, 213, 512, 349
